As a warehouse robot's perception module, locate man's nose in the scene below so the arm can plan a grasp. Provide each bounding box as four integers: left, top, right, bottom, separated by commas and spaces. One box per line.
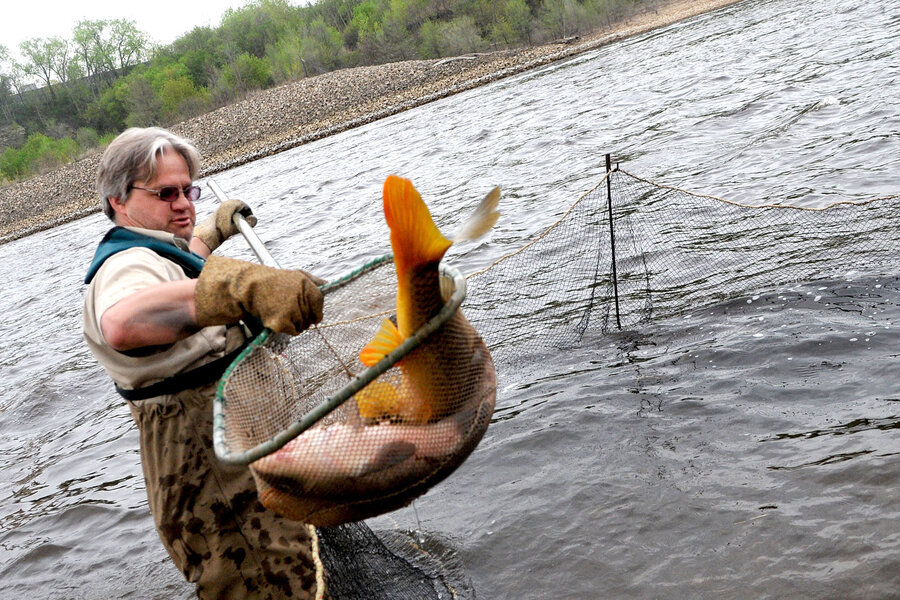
171, 189, 192, 209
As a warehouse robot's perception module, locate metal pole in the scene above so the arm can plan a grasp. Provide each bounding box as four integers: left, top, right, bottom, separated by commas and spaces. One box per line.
207, 179, 282, 269
606, 154, 621, 330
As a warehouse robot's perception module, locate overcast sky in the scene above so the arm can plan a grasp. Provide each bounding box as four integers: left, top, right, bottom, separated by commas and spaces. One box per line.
1, 0, 262, 60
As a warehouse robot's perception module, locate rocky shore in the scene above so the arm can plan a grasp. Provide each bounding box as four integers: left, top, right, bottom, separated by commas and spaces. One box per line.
0, 0, 743, 244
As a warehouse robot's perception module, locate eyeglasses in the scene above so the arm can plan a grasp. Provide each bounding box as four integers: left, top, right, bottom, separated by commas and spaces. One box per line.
129, 184, 201, 203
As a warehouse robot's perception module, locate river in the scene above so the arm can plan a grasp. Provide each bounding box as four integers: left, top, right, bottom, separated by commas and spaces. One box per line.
1, 0, 898, 597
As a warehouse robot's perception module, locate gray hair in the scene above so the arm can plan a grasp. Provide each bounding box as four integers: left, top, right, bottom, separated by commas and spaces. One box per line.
96, 127, 202, 221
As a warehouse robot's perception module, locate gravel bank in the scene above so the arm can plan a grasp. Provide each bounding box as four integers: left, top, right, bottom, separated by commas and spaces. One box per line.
0, 0, 743, 244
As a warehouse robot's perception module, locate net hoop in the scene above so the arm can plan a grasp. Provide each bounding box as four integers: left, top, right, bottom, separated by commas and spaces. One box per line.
212, 256, 468, 465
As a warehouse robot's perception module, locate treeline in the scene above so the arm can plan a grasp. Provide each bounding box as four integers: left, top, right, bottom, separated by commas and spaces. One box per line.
0, 0, 657, 182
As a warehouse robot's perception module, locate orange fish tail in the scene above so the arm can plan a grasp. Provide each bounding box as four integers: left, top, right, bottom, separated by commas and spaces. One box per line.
383, 175, 453, 276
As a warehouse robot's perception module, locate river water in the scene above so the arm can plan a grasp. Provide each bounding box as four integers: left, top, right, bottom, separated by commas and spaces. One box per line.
1, 0, 898, 598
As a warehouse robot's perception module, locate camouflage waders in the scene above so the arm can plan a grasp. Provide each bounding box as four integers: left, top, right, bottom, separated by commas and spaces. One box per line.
128, 382, 326, 599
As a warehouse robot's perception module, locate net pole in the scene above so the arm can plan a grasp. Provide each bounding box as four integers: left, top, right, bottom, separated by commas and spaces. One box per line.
207, 179, 282, 269
606, 153, 621, 330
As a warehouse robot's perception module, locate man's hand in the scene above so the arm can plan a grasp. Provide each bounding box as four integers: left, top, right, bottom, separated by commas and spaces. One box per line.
195, 256, 324, 335
193, 199, 257, 253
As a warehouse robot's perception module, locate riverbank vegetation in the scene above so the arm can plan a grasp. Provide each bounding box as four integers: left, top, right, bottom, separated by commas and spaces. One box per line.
0, 0, 659, 183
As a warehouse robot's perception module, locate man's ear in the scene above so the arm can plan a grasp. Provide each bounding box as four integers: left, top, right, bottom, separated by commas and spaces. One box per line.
109, 196, 127, 216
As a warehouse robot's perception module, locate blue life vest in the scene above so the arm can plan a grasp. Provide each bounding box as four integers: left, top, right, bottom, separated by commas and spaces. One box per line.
84, 226, 251, 401
85, 226, 206, 284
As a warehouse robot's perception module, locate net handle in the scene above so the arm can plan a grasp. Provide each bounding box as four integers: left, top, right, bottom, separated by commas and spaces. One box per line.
207, 179, 281, 269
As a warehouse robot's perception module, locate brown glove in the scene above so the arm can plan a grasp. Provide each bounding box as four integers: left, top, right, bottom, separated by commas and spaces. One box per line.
195, 256, 324, 335
193, 199, 257, 252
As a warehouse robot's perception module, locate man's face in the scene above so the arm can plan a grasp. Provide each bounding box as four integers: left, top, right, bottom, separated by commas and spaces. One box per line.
112, 150, 196, 240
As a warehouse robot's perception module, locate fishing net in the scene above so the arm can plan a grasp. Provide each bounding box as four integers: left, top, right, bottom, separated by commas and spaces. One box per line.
214, 255, 496, 527
214, 166, 899, 529
466, 167, 898, 358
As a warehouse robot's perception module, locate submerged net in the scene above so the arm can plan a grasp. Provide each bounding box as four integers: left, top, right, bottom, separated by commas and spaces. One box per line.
215, 167, 899, 529
466, 168, 898, 360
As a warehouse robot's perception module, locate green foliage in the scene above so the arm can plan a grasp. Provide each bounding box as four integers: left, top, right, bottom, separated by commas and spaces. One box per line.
221, 0, 304, 58
418, 19, 443, 58
268, 32, 307, 81
170, 26, 227, 88
159, 75, 210, 120
223, 53, 273, 93
350, 0, 384, 36
1, 0, 666, 181
87, 78, 131, 132
491, 0, 534, 45
300, 20, 346, 74
0, 132, 80, 179
538, 0, 591, 40
99, 132, 118, 146
442, 15, 486, 56
124, 75, 162, 127
420, 15, 486, 57
76, 126, 100, 149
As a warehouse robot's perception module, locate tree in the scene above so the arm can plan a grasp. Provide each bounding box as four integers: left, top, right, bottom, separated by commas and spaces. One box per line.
221, 0, 302, 59
87, 78, 131, 132
418, 19, 443, 58
435, 15, 486, 57
74, 20, 109, 97
539, 0, 589, 40
222, 53, 273, 93
110, 19, 149, 73
311, 0, 358, 29
0, 45, 14, 124
19, 37, 69, 100
124, 74, 161, 127
299, 20, 345, 74
73, 19, 150, 98
268, 32, 306, 81
492, 0, 533, 46
169, 26, 226, 88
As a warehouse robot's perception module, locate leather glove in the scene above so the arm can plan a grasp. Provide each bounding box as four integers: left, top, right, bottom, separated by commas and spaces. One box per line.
193, 199, 257, 252
195, 256, 324, 335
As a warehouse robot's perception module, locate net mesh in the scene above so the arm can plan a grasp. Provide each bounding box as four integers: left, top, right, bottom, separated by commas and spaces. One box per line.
215, 167, 898, 528
215, 255, 496, 527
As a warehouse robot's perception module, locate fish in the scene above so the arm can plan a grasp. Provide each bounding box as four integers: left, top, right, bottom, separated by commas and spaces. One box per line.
356, 175, 500, 423
250, 406, 490, 525
250, 175, 499, 526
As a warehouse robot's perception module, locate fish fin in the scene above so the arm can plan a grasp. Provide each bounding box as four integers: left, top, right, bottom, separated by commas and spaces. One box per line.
359, 318, 404, 367
355, 380, 404, 421
453, 186, 500, 243
383, 175, 453, 272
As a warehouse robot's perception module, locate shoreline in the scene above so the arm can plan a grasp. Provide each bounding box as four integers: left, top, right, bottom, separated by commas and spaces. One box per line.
0, 0, 744, 245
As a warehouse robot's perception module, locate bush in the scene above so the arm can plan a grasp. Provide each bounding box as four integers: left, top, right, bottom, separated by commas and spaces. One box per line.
76, 127, 101, 150
434, 16, 486, 57
538, 0, 591, 40
491, 0, 534, 46
223, 52, 273, 93
158, 76, 210, 121
0, 133, 81, 180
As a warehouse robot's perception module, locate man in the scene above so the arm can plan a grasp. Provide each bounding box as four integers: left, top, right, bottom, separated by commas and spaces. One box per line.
83, 127, 327, 599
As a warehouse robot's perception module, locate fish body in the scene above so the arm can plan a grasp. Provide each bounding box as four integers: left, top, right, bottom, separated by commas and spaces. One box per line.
358, 175, 499, 424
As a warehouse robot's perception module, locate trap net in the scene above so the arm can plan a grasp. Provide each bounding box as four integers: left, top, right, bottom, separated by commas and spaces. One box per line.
465, 167, 899, 362
214, 165, 899, 529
